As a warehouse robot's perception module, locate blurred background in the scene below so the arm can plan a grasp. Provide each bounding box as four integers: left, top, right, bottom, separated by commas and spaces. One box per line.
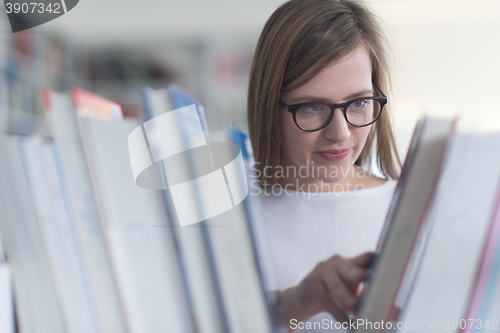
0, 0, 499, 156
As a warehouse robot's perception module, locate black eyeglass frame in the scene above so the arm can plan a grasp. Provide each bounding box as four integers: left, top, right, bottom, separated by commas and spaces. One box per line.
279, 83, 388, 132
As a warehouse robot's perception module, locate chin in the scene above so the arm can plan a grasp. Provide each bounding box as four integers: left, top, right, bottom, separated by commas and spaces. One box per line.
309, 161, 353, 181
305, 165, 344, 183
315, 176, 345, 184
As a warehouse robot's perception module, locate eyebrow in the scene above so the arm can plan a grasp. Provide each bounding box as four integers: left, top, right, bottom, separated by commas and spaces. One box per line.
288, 89, 374, 104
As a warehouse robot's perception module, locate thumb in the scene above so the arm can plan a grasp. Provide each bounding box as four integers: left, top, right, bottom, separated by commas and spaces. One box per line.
350, 252, 375, 268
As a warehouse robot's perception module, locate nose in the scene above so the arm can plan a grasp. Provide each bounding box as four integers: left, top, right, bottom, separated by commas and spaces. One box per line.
323, 107, 351, 142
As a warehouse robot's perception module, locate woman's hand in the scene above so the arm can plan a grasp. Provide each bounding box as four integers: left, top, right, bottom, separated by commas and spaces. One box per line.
277, 252, 374, 332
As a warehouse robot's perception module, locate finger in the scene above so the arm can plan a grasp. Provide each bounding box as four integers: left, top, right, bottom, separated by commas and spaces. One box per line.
337, 262, 366, 285
318, 295, 349, 323
323, 278, 357, 315
350, 251, 375, 268
324, 255, 366, 286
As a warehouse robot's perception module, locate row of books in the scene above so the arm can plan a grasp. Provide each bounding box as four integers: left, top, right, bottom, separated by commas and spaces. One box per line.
0, 83, 499, 333
0, 86, 279, 333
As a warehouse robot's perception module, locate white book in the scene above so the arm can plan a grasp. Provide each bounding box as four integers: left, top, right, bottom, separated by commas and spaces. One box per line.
195, 139, 274, 333
399, 131, 500, 333
460, 180, 500, 333
141, 87, 227, 333
462, 182, 500, 333
229, 124, 282, 331
78, 116, 195, 333
0, 263, 14, 333
0, 136, 65, 333
355, 117, 456, 333
18, 137, 97, 333
45, 91, 128, 333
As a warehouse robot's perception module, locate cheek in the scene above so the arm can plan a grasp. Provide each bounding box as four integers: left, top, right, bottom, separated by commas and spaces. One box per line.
353, 126, 372, 152
280, 111, 312, 162
280, 116, 296, 155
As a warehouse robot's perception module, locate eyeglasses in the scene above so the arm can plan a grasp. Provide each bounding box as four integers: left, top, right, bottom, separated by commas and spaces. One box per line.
279, 84, 387, 132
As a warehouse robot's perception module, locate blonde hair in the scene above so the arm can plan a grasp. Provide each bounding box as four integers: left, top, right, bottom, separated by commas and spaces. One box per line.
247, 0, 401, 186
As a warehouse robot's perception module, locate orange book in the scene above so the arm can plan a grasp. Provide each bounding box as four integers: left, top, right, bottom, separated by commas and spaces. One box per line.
71, 88, 123, 121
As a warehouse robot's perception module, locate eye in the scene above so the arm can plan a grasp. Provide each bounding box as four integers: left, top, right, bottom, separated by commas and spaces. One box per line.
301, 103, 328, 113
352, 100, 368, 108
349, 99, 374, 112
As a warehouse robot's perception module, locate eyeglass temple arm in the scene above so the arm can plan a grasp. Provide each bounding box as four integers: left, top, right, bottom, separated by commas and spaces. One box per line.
278, 100, 292, 112
372, 80, 387, 98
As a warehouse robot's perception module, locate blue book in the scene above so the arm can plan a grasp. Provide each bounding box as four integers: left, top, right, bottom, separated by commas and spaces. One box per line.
141, 86, 228, 333
228, 123, 282, 332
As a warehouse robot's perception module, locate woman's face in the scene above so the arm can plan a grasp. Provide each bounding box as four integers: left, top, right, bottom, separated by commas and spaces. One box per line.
279, 44, 374, 189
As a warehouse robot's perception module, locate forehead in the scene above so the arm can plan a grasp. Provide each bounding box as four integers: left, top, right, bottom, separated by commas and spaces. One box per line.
283, 44, 373, 102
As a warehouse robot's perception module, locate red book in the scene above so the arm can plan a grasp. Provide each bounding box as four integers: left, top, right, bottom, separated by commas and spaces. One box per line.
71, 88, 123, 121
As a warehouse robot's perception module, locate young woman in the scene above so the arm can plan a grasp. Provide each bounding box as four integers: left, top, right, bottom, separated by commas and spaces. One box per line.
247, 0, 401, 332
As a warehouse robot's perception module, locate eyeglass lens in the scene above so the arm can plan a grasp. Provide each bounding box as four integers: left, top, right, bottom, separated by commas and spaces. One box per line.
295, 98, 382, 130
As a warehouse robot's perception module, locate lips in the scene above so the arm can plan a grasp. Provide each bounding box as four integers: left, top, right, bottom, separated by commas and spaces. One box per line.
316, 148, 350, 161
318, 149, 350, 154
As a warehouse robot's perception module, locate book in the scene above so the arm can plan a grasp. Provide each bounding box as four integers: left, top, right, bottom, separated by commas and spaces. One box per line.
0, 135, 65, 333
0, 217, 15, 333
228, 123, 282, 332
71, 88, 123, 121
44, 90, 128, 333
18, 136, 97, 333
0, 262, 14, 333
140, 86, 228, 333
462, 183, 500, 333
180, 137, 273, 333
399, 131, 500, 333
78, 109, 195, 333
354, 116, 457, 333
